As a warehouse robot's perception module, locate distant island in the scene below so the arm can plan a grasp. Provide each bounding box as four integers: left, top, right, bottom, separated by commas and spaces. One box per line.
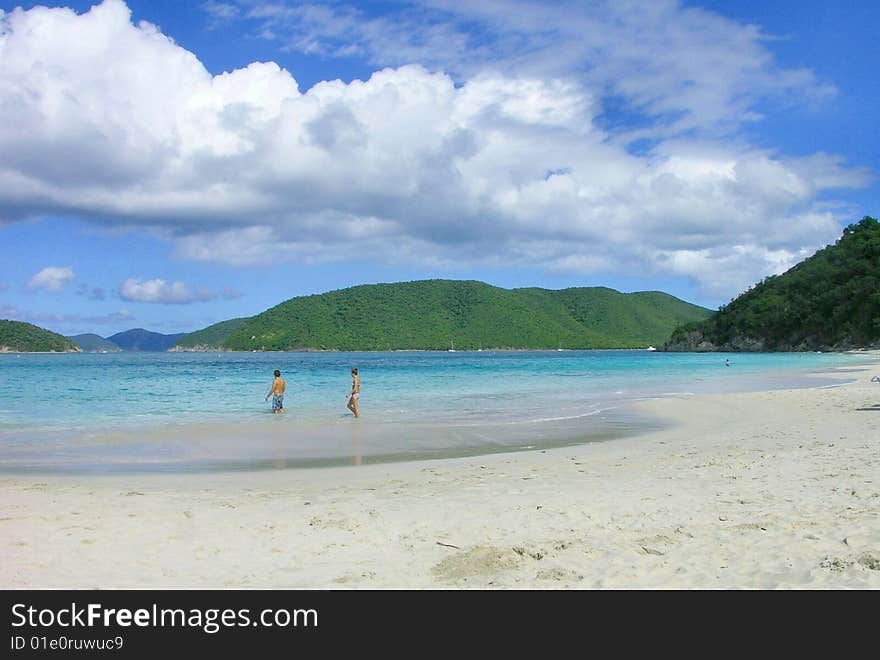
4, 280, 711, 353
106, 328, 187, 352
65, 328, 186, 353
13, 220, 880, 356
3, 280, 717, 353
0, 320, 80, 352
175, 280, 712, 351
67, 333, 123, 352
665, 216, 880, 352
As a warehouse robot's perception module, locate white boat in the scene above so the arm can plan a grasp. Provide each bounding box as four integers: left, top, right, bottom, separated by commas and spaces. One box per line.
646, 346, 657, 351
448, 340, 456, 352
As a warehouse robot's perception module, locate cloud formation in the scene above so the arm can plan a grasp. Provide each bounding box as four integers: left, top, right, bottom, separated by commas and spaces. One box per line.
223, 0, 837, 137
119, 278, 215, 304
0, 304, 133, 327
0, 0, 871, 302
75, 283, 107, 300
27, 266, 75, 292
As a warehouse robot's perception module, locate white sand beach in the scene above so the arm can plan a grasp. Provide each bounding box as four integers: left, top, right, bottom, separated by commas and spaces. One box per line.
2, 360, 879, 589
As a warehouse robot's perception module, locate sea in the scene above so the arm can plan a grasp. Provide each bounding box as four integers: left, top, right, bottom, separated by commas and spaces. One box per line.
0, 349, 871, 473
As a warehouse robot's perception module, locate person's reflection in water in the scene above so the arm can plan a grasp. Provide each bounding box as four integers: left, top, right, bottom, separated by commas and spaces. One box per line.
351, 421, 363, 466
271, 425, 287, 469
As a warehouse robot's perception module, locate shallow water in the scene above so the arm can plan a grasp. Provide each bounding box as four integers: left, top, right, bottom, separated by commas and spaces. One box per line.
0, 350, 869, 473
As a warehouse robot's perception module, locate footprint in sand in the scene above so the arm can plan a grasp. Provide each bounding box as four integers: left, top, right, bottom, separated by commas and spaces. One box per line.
432, 545, 522, 582
536, 567, 584, 582
819, 556, 852, 572
334, 571, 376, 584
308, 516, 359, 531
512, 546, 545, 560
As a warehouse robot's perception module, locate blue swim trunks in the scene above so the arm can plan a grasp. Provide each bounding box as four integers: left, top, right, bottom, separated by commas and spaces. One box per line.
272, 393, 284, 411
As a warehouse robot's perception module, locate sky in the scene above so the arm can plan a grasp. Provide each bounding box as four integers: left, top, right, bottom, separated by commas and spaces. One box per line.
0, 0, 876, 336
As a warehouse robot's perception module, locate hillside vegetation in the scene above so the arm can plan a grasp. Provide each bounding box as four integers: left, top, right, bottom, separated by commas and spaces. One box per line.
173, 318, 248, 349
211, 280, 711, 351
0, 320, 81, 352
665, 216, 880, 351
68, 333, 122, 352
107, 329, 186, 352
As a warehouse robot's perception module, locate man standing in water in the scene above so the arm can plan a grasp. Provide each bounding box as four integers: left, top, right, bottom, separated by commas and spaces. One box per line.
347, 368, 360, 418
265, 369, 286, 414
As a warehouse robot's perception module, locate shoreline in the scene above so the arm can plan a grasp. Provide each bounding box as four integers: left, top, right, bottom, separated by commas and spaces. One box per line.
8, 347, 668, 354
2, 358, 879, 588
1, 357, 866, 476
11, 347, 879, 354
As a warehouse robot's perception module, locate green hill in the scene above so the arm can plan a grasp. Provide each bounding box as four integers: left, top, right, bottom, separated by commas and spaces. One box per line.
665, 216, 880, 352
107, 329, 187, 352
173, 318, 249, 350
68, 333, 122, 352
215, 280, 711, 351
0, 320, 81, 352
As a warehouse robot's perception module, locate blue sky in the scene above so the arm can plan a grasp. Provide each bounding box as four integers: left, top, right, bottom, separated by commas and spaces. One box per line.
0, 0, 876, 336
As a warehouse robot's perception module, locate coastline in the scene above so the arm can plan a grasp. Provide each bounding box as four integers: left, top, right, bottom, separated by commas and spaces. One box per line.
1, 357, 879, 588
6, 345, 874, 354
0, 349, 81, 354
168, 346, 660, 352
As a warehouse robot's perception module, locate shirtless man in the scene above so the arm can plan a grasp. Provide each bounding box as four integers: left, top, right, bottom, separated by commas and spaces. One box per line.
347, 368, 360, 418
265, 369, 286, 414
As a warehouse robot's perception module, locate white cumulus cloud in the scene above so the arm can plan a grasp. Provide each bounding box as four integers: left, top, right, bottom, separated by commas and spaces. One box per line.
0, 0, 871, 304
119, 278, 215, 304
27, 266, 75, 291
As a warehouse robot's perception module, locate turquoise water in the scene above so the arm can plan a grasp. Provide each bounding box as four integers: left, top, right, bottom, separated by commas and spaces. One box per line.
0, 350, 868, 473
